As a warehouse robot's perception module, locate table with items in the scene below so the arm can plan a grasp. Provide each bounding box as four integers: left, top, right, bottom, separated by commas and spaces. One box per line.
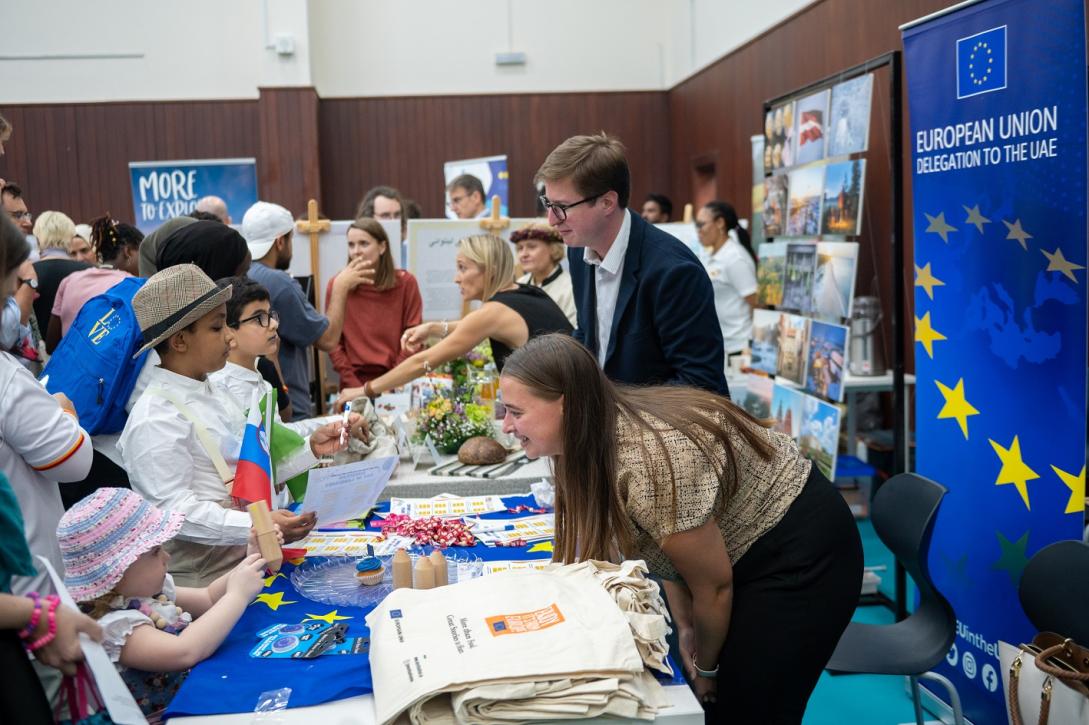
165, 492, 704, 724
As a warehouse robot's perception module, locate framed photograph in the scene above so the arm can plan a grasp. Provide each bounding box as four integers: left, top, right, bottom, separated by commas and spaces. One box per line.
763, 101, 795, 171
762, 174, 789, 237
805, 320, 849, 402
775, 313, 810, 386
798, 392, 842, 481
756, 241, 787, 308
811, 241, 860, 322
770, 382, 804, 440
820, 159, 866, 236
749, 308, 782, 375
781, 242, 818, 312
786, 165, 825, 236
828, 73, 874, 157
793, 89, 830, 165
741, 374, 774, 419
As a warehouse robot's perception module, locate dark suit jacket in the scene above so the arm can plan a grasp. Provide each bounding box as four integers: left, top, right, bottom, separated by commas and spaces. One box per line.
568, 211, 728, 396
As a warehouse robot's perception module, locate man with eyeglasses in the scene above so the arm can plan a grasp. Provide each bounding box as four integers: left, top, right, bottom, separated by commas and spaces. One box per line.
446, 174, 488, 219
1, 182, 33, 237
535, 133, 728, 396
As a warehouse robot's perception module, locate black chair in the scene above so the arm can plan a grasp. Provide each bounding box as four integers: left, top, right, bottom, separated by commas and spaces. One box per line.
1019, 539, 1089, 643
825, 472, 964, 725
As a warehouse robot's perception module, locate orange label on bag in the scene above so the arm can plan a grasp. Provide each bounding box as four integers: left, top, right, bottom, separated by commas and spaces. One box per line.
485, 604, 565, 636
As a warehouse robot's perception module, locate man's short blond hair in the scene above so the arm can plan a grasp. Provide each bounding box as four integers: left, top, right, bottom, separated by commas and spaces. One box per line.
33, 210, 77, 252
535, 132, 630, 208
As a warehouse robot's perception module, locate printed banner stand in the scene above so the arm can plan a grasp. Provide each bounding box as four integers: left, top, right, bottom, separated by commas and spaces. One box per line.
128, 158, 258, 234
443, 155, 509, 219
902, 1, 1087, 722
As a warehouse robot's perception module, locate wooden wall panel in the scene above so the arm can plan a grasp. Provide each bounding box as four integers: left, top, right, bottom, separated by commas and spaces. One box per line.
257, 87, 322, 215
317, 91, 671, 219
0, 100, 258, 226
667, 0, 957, 375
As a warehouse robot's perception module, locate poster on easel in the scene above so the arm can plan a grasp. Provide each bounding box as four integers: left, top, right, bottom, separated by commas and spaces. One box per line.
406, 218, 537, 321
903, 1, 1087, 722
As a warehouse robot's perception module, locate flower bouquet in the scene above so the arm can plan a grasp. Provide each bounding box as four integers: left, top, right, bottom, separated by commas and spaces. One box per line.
412, 389, 494, 455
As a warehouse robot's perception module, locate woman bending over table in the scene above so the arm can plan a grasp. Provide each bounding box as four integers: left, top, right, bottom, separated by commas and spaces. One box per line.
336, 234, 572, 406
496, 333, 862, 724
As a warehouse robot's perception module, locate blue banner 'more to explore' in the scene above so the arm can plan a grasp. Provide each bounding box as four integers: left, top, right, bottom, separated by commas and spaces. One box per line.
903, 0, 1086, 722
128, 158, 259, 234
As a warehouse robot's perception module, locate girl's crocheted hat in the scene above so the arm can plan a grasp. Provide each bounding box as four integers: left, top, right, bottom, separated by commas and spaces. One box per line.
57, 488, 184, 601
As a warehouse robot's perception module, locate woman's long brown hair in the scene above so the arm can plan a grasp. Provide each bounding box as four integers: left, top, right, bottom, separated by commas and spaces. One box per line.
501, 334, 775, 564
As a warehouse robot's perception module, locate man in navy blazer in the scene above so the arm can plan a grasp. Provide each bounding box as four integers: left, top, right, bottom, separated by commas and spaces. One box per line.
535, 133, 728, 396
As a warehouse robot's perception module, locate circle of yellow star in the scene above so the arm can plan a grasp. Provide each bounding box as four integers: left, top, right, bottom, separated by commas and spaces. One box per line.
1040, 247, 1085, 283
988, 435, 1040, 510
252, 591, 297, 611
914, 311, 947, 358
963, 204, 990, 233
924, 212, 957, 243
934, 377, 979, 439
1050, 465, 1085, 514
914, 262, 945, 300
263, 572, 286, 588
1002, 219, 1032, 250
305, 610, 353, 624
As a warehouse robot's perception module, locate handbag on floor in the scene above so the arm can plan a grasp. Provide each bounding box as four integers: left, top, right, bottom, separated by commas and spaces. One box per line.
1000, 632, 1089, 725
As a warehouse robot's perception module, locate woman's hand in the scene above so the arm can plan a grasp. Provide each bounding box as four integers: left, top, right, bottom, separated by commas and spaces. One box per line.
334, 388, 365, 413
693, 675, 717, 707
33, 605, 102, 676
679, 626, 698, 680
310, 419, 350, 456
225, 553, 267, 602
400, 322, 435, 353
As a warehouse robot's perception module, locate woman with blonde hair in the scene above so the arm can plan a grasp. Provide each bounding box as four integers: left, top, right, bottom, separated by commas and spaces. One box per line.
30, 210, 88, 327
497, 333, 862, 722
336, 234, 572, 404
510, 221, 576, 325
326, 218, 422, 389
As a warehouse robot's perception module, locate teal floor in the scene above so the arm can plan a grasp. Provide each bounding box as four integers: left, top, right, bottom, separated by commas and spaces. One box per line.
803, 519, 930, 725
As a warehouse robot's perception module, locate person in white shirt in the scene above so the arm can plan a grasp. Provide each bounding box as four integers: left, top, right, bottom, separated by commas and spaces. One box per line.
117, 264, 359, 587
695, 201, 758, 359
510, 222, 577, 326
0, 214, 93, 596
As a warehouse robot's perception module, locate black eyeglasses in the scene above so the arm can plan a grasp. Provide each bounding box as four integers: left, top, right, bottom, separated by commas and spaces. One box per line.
538, 193, 603, 223
18, 277, 37, 290
235, 309, 279, 328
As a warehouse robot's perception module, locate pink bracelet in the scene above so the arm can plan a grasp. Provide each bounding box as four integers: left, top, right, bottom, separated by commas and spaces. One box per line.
18, 593, 42, 640
26, 595, 60, 652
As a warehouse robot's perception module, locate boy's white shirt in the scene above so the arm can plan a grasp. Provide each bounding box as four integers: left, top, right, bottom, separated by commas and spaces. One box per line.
208, 360, 337, 438
117, 365, 316, 546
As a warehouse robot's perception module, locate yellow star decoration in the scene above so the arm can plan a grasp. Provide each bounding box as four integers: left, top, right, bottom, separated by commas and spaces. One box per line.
252, 591, 297, 611
262, 572, 285, 588
924, 212, 957, 243
1050, 465, 1085, 514
934, 378, 979, 439
914, 311, 947, 358
1003, 219, 1033, 250
914, 262, 945, 300
963, 204, 990, 233
528, 541, 554, 554
989, 436, 1040, 510
305, 610, 352, 624
1040, 247, 1085, 283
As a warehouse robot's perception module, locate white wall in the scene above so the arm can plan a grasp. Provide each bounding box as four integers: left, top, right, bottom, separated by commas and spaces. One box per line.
0, 0, 814, 103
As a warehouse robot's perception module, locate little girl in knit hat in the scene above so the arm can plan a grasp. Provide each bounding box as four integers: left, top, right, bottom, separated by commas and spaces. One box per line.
57, 489, 274, 720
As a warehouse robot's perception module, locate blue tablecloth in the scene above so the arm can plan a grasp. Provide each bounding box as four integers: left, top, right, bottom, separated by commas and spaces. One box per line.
164, 494, 553, 719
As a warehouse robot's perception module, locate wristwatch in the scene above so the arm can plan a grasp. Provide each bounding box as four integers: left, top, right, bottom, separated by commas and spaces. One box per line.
693, 656, 719, 679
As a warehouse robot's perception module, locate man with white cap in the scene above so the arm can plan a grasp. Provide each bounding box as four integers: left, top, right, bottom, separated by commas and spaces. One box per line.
242, 201, 373, 420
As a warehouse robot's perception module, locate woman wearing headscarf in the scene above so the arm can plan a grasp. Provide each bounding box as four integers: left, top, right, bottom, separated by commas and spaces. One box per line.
155, 220, 251, 280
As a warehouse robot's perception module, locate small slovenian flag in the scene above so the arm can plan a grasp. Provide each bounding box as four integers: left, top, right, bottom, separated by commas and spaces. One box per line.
233, 388, 273, 507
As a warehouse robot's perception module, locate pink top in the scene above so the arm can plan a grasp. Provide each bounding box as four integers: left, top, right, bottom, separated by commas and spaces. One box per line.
52, 268, 132, 335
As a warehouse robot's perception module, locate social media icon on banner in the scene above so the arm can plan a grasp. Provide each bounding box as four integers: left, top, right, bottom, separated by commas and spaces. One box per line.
946, 643, 958, 667
962, 651, 977, 679
981, 663, 998, 692
957, 25, 1007, 99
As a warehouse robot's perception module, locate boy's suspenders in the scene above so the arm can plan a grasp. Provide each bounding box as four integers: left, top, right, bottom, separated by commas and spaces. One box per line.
144, 386, 234, 491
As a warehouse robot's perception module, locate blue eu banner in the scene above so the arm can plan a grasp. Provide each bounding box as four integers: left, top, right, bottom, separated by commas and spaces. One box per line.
128, 158, 259, 234
904, 0, 1086, 723
957, 25, 1007, 98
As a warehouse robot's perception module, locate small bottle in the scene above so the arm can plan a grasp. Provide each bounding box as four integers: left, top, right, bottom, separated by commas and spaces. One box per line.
392, 548, 412, 590
429, 550, 448, 586
414, 557, 435, 590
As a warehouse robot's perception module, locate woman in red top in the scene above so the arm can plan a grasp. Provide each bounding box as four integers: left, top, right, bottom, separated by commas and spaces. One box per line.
326, 218, 422, 389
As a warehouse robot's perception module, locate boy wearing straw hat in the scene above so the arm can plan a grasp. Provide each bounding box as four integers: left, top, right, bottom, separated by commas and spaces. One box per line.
117, 264, 357, 587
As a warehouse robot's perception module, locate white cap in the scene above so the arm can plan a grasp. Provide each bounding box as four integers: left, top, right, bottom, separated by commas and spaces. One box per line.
241, 201, 294, 260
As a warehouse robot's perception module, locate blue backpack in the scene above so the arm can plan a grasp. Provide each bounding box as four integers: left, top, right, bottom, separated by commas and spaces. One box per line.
40, 276, 149, 435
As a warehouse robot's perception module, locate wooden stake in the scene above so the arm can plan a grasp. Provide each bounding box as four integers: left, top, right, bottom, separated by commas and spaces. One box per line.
296, 199, 332, 414
246, 500, 283, 573
682, 203, 694, 224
